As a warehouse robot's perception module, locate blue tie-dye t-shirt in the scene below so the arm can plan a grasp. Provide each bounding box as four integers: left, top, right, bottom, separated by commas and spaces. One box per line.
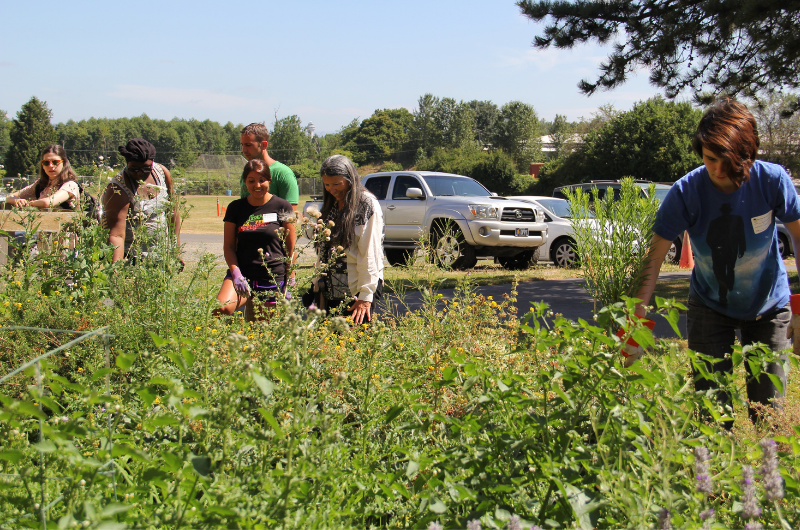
654, 160, 800, 319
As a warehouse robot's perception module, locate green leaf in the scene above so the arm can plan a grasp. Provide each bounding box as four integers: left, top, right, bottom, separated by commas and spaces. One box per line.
112, 443, 150, 462
767, 373, 785, 395
731, 349, 743, 367
252, 373, 274, 397
191, 455, 212, 477
115, 353, 135, 371
90, 368, 114, 382
428, 498, 447, 514
258, 408, 284, 438
33, 440, 56, 453
149, 332, 169, 348
99, 503, 132, 517
0, 450, 23, 463
96, 523, 126, 530
384, 406, 404, 424
463, 375, 480, 391
273, 368, 292, 383
553, 386, 574, 408
188, 406, 208, 418
180, 346, 194, 368
147, 415, 180, 427
406, 460, 420, 479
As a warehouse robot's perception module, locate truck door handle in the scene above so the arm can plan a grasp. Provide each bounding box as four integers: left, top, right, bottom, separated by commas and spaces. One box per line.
387, 205, 396, 210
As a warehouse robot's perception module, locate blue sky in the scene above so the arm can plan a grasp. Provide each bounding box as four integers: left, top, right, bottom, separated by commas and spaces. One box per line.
0, 0, 666, 135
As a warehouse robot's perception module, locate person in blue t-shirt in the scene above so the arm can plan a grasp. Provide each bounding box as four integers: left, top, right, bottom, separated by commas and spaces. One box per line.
634, 98, 800, 425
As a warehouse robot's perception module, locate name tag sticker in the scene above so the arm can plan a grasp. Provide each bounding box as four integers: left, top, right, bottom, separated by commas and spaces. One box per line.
263, 213, 278, 223
751, 210, 772, 234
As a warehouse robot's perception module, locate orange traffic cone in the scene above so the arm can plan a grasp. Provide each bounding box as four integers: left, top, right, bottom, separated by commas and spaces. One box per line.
679, 231, 694, 269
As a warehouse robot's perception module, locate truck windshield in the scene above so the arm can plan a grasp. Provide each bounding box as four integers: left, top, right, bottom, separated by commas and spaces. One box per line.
421, 175, 491, 197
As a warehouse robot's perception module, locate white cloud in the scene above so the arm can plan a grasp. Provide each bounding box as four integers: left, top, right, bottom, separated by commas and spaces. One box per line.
109, 85, 270, 111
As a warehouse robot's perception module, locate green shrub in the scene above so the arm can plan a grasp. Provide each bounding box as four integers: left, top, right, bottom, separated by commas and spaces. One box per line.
0, 206, 798, 529
565, 177, 661, 310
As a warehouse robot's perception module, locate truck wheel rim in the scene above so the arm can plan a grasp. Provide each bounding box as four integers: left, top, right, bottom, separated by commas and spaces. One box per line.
436, 235, 460, 266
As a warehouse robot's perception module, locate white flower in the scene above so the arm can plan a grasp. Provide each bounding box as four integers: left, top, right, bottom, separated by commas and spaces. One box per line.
306, 206, 321, 218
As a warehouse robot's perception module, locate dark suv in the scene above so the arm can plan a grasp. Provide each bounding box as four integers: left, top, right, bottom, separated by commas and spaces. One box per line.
552, 180, 682, 263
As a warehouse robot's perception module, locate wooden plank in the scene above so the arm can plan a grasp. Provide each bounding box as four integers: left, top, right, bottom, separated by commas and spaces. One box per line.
0, 210, 79, 232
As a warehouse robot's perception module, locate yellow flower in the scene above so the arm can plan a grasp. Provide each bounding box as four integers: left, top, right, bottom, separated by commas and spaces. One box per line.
399, 343, 404, 348
77, 367, 84, 373
211, 329, 218, 334
490, 301, 498, 308
195, 326, 202, 331
348, 337, 356, 343
487, 296, 493, 300
153, 397, 161, 404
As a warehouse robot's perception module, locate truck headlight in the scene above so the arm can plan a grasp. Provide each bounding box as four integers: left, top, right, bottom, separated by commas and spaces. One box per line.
468, 204, 498, 218
534, 208, 544, 223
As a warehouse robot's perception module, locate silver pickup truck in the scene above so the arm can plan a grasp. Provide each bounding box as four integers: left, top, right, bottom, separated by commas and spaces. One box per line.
303, 170, 548, 270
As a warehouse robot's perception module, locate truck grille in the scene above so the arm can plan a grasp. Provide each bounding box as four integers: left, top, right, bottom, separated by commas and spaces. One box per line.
500, 208, 536, 222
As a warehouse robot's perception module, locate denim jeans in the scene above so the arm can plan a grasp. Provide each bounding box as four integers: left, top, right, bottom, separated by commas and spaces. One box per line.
687, 294, 790, 426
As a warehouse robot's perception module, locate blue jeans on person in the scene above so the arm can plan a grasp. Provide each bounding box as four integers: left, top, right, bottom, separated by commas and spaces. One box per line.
687, 293, 790, 428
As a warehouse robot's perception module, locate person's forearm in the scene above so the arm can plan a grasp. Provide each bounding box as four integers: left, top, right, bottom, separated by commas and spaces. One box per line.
223, 246, 239, 271
633, 234, 672, 316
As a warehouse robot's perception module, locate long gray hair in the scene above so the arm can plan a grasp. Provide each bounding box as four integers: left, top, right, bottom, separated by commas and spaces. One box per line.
320, 155, 370, 251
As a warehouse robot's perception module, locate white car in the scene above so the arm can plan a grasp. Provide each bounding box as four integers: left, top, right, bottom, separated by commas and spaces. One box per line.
507, 196, 587, 267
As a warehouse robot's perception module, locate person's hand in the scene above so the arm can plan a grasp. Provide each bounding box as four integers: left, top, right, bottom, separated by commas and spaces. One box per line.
13, 198, 28, 208
617, 317, 655, 368
231, 267, 251, 297
787, 315, 800, 356
348, 298, 371, 325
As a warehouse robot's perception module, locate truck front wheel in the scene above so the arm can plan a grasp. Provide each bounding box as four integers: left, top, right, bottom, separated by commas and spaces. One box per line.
431, 230, 477, 270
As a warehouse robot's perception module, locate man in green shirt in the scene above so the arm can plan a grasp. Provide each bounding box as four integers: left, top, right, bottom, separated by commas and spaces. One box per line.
239, 123, 299, 212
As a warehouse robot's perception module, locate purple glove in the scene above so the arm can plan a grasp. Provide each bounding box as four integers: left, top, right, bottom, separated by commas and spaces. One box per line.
231, 267, 251, 297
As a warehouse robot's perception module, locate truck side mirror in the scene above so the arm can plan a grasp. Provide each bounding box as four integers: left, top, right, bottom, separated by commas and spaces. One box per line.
406, 187, 424, 199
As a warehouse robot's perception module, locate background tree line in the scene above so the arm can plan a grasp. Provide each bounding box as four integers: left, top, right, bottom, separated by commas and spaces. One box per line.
2, 92, 799, 196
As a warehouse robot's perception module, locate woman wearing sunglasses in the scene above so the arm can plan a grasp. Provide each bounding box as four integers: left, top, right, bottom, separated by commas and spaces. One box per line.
101, 138, 182, 265
6, 145, 80, 210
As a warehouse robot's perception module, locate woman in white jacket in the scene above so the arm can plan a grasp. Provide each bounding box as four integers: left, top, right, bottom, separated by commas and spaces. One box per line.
315, 155, 384, 324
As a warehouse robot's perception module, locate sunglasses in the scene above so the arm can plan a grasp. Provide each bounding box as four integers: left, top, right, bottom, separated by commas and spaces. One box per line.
127, 165, 153, 174
41, 160, 64, 167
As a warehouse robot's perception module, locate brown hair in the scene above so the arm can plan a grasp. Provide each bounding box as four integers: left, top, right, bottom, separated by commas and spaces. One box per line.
35, 144, 77, 197
691, 98, 760, 189
241, 122, 270, 143
242, 158, 271, 182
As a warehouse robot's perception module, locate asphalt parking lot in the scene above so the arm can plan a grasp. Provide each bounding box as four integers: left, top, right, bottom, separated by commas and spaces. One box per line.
181, 233, 689, 341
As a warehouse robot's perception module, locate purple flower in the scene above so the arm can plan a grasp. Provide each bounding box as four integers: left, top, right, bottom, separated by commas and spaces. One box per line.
428, 522, 442, 530
466, 521, 481, 530
699, 508, 714, 520
744, 522, 763, 530
657, 508, 671, 530
695, 446, 712, 495
760, 438, 784, 502
741, 465, 762, 520
507, 515, 521, 530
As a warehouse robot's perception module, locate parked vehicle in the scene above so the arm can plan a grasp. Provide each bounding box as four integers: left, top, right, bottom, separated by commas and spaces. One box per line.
506, 196, 592, 267
303, 171, 548, 270
777, 222, 795, 258
552, 180, 683, 263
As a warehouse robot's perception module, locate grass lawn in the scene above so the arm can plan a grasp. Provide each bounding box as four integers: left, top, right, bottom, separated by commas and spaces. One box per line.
180, 194, 313, 234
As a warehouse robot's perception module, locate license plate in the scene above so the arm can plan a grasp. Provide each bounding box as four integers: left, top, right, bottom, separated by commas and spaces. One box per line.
515, 228, 529, 237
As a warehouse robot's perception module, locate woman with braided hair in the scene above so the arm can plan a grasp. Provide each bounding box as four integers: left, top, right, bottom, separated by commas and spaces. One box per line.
312, 154, 384, 325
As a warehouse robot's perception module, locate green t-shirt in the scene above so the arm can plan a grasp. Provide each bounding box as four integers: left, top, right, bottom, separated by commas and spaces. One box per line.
240, 160, 299, 205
